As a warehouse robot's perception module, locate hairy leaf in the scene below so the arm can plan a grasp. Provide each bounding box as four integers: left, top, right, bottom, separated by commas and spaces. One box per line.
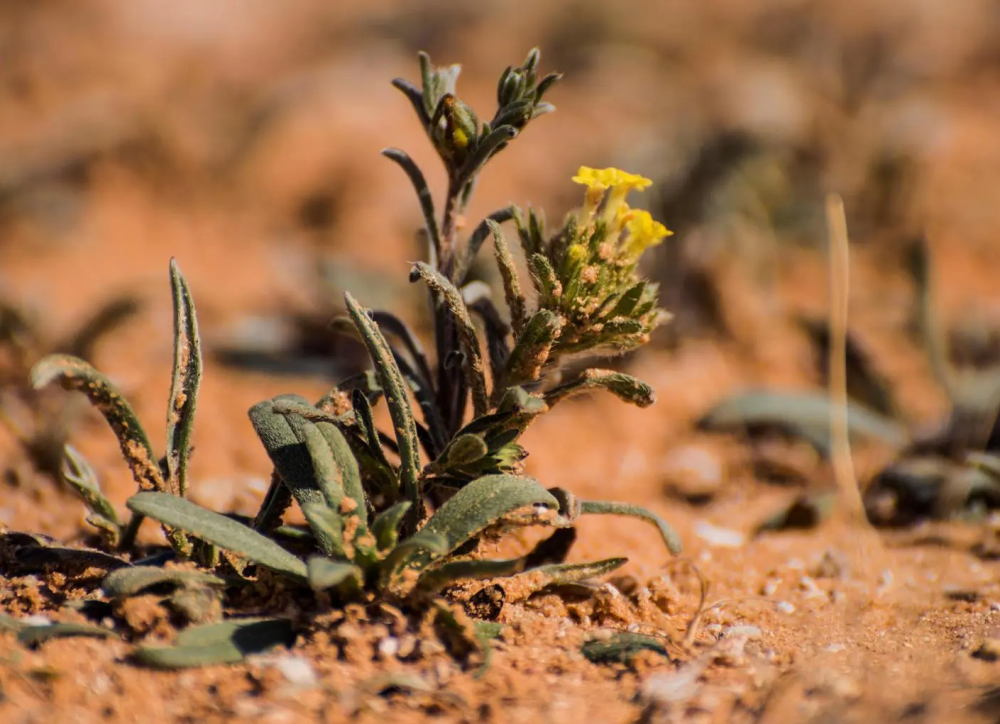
127, 492, 307, 581
61, 445, 119, 535
165, 258, 203, 498
487, 219, 527, 334
344, 292, 422, 512
381, 148, 441, 265
103, 566, 226, 598
579, 501, 682, 555
372, 501, 412, 551
307, 557, 363, 592
503, 557, 627, 603
31, 355, 165, 493
397, 475, 558, 578
500, 310, 562, 392
581, 632, 672, 664
18, 622, 118, 647
546, 369, 655, 408
417, 557, 524, 593
409, 262, 489, 417
136, 617, 294, 669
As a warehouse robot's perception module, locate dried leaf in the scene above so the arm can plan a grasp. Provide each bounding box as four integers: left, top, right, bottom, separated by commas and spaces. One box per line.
127, 492, 308, 581
165, 259, 203, 498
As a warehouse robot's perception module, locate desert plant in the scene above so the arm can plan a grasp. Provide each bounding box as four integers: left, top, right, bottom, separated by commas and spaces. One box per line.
28, 47, 680, 668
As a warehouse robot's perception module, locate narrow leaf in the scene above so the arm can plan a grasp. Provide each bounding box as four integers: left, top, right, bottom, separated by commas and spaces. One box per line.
527, 253, 561, 301
103, 566, 226, 598
61, 295, 141, 360
18, 623, 118, 647
306, 557, 362, 592
344, 293, 422, 510
416, 557, 524, 593
487, 219, 527, 334
455, 206, 516, 284
136, 618, 294, 669
581, 632, 672, 664
409, 262, 489, 417
61, 445, 120, 530
165, 258, 203, 498
381, 148, 441, 266
127, 492, 307, 581
372, 501, 411, 551
396, 474, 558, 577
697, 390, 908, 455
31, 355, 165, 493
503, 558, 627, 602
500, 310, 562, 393
546, 369, 655, 409
579, 501, 683, 555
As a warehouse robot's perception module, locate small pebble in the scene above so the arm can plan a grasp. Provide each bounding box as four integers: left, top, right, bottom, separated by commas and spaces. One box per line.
776, 601, 795, 614
694, 521, 745, 548
274, 655, 318, 688
377, 637, 400, 659
723, 625, 762, 640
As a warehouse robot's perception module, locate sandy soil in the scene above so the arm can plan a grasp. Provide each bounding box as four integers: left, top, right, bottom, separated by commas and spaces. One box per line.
4, 1, 1000, 722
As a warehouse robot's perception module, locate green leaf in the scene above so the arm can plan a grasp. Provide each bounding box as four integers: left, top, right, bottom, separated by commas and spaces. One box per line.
527, 253, 560, 302
487, 218, 527, 335
31, 354, 165, 493
61, 445, 120, 534
135, 618, 294, 670
18, 623, 118, 647
581, 632, 671, 664
546, 369, 655, 409
249, 398, 344, 555
372, 501, 412, 552
697, 390, 908, 455
381, 148, 441, 266
409, 262, 489, 417
103, 566, 226, 598
579, 501, 682, 555
500, 310, 562, 392
165, 258, 203, 498
416, 557, 524, 593
306, 557, 363, 592
503, 557, 627, 602
394, 475, 558, 579
127, 492, 307, 581
344, 292, 422, 512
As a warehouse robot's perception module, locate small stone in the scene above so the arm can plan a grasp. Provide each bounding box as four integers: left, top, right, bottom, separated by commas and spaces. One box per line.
776, 601, 795, 614
762, 579, 780, 596
274, 655, 318, 688
377, 637, 400, 659
694, 521, 745, 548
723, 625, 762, 640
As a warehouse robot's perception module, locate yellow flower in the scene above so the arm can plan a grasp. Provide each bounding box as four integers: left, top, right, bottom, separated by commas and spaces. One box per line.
623, 209, 673, 260
572, 166, 653, 222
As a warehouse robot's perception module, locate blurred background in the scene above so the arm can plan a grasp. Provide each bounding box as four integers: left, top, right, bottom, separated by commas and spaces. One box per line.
4, 0, 1000, 534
